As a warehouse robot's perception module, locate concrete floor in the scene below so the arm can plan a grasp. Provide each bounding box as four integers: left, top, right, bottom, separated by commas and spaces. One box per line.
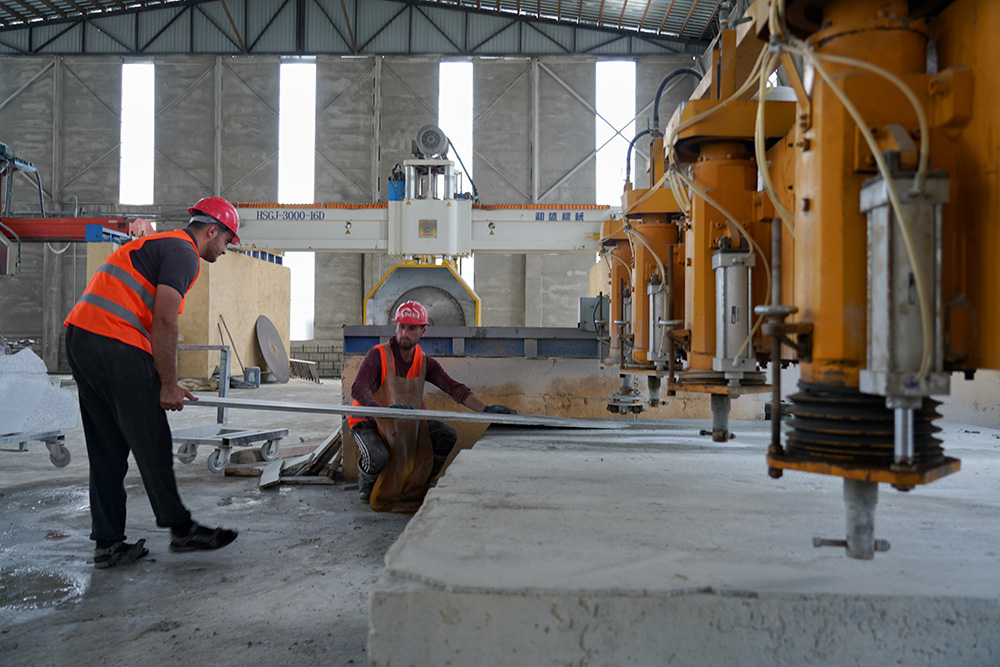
370, 419, 1000, 666
4, 378, 1000, 666
1, 378, 410, 667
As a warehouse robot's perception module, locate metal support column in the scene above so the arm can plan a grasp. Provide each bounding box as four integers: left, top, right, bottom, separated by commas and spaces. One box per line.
52, 57, 62, 208
530, 57, 539, 204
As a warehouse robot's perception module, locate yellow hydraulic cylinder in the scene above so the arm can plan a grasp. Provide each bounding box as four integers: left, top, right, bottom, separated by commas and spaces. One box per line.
630, 217, 677, 365
686, 141, 759, 372
607, 240, 632, 365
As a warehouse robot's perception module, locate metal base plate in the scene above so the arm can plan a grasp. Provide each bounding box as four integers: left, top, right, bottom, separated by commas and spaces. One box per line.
767, 452, 961, 487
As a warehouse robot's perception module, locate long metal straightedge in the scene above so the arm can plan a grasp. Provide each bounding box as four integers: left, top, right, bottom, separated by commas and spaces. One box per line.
183, 396, 619, 430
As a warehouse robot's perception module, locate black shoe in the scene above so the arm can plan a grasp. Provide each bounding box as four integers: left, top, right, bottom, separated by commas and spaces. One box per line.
93, 539, 148, 569
169, 522, 238, 552
358, 471, 377, 504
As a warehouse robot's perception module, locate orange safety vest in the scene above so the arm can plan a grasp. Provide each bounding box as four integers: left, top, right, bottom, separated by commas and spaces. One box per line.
63, 229, 200, 355
348, 342, 424, 428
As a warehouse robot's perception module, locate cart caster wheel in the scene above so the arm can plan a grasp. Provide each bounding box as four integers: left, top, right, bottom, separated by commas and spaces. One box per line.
260, 439, 280, 461
176, 443, 197, 464
207, 449, 230, 473
48, 444, 71, 468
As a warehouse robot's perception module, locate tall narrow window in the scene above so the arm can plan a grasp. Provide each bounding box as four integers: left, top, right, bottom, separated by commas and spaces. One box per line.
279, 59, 317, 341
439, 61, 474, 288
595, 61, 636, 207
119, 63, 155, 205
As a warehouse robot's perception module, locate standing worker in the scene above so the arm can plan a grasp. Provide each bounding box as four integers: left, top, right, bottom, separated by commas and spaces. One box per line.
64, 196, 241, 569
350, 301, 515, 511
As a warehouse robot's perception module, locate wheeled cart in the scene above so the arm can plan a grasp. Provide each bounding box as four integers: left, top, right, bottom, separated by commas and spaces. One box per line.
172, 424, 289, 473
0, 430, 70, 467
171, 343, 287, 473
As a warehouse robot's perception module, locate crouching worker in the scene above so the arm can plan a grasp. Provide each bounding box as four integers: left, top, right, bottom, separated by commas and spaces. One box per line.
349, 301, 515, 512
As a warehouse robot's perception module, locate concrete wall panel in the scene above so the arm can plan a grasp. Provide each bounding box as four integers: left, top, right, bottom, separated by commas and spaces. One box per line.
311, 57, 378, 346
536, 57, 595, 204
379, 58, 438, 199
474, 254, 526, 326
472, 58, 531, 204
472, 59, 531, 326
0, 244, 46, 339
59, 58, 122, 205
0, 59, 56, 349
154, 57, 217, 207
533, 58, 596, 327
0, 58, 56, 212
315, 56, 375, 203
314, 252, 365, 343
221, 58, 279, 203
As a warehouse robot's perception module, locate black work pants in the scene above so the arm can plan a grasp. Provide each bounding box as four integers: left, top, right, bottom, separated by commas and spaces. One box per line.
352, 418, 456, 477
66, 325, 191, 544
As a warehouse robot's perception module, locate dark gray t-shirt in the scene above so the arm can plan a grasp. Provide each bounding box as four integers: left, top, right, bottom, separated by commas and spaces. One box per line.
129, 229, 200, 296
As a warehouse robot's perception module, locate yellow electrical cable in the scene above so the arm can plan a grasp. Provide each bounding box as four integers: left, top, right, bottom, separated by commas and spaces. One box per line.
605, 250, 631, 273
787, 43, 934, 382
624, 227, 668, 284
599, 220, 626, 244
754, 51, 796, 238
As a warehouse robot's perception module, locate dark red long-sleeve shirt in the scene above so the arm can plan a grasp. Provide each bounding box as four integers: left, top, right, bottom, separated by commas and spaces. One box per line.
351, 338, 473, 408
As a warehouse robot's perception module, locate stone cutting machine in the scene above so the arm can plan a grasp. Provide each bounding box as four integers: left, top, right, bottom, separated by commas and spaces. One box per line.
603, 22, 794, 441
756, 0, 983, 559
235, 125, 610, 327
604, 0, 993, 558
609, 0, 991, 559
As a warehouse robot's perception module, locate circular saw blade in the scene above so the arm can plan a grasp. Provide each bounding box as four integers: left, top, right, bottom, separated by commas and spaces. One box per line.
391, 286, 467, 327
255, 315, 290, 383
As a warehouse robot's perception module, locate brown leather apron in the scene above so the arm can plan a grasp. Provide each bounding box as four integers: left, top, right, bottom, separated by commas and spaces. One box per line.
369, 342, 434, 514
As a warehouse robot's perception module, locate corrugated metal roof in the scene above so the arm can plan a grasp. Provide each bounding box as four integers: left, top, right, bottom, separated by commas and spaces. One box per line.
431, 0, 721, 39
0, 1, 720, 39
0, 0, 720, 55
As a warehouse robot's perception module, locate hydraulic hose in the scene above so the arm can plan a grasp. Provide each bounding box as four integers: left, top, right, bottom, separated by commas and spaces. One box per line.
447, 139, 479, 203
624, 129, 652, 185
651, 68, 703, 138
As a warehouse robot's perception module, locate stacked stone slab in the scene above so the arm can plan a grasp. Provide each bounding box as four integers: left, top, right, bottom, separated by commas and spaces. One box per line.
0, 349, 78, 435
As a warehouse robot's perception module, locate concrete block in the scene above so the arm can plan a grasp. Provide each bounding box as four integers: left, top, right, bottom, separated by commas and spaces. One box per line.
370, 421, 1000, 666
0, 349, 78, 435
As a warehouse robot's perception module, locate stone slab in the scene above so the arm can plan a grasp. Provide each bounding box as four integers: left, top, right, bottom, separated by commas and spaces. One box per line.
0, 349, 78, 436
370, 420, 1000, 666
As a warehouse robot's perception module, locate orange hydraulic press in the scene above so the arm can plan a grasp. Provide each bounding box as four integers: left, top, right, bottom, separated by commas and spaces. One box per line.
601, 108, 690, 415
755, 0, 984, 558
659, 26, 796, 442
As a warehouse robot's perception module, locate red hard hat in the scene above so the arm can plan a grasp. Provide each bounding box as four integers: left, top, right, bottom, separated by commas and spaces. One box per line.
393, 301, 429, 326
188, 196, 240, 245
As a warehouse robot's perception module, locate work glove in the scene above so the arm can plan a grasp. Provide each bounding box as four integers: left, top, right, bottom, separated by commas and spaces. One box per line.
388, 403, 415, 410
484, 404, 517, 414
